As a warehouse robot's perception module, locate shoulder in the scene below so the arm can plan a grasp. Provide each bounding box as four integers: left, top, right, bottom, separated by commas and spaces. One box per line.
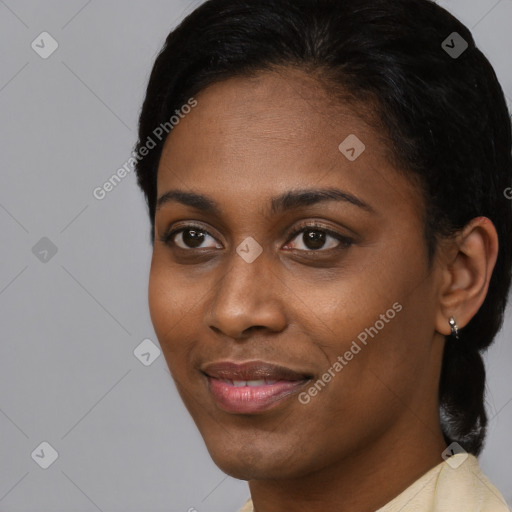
378, 454, 510, 512
239, 498, 253, 512
239, 456, 509, 512
434, 454, 510, 511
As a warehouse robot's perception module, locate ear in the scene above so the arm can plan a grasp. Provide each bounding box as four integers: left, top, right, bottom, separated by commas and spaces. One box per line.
435, 216, 499, 337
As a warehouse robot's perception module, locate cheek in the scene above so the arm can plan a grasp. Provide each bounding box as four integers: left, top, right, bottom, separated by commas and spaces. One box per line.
147, 256, 200, 362
287, 265, 396, 358
148, 260, 173, 338
293, 254, 430, 412
304, 288, 434, 432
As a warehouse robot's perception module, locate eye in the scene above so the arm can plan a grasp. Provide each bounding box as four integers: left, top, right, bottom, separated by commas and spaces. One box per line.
284, 223, 353, 252
161, 224, 222, 250
160, 222, 353, 253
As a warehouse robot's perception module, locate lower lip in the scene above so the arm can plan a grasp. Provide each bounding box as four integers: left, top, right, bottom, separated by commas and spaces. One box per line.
206, 377, 309, 414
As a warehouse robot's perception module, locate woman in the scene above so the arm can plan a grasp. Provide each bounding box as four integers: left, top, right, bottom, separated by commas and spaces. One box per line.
134, 0, 512, 510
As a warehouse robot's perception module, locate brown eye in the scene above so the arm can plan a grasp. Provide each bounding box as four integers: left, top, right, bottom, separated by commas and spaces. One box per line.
162, 225, 222, 250
285, 225, 353, 252
301, 230, 327, 250
180, 229, 207, 248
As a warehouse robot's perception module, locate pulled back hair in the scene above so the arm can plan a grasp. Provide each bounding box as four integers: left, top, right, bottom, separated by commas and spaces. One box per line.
134, 0, 512, 455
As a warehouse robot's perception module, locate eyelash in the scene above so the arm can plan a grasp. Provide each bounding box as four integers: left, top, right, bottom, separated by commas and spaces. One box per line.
160, 222, 354, 253
285, 223, 354, 251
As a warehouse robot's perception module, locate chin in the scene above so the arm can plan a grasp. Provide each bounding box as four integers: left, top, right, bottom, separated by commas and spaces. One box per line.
204, 438, 307, 481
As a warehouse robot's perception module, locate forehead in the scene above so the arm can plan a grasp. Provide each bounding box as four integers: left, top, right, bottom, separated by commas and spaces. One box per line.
156, 68, 422, 221
162, 70, 373, 165
173, 69, 374, 137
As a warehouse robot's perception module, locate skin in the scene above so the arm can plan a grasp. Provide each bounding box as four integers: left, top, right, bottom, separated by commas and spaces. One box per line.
148, 67, 498, 512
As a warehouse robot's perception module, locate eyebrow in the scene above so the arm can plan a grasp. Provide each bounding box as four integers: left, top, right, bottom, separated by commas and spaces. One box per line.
156, 187, 376, 216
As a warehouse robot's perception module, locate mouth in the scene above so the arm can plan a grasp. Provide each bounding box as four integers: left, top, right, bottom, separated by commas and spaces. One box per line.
201, 360, 313, 414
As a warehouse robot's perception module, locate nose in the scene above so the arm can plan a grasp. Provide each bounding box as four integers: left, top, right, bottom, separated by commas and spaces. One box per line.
206, 248, 288, 340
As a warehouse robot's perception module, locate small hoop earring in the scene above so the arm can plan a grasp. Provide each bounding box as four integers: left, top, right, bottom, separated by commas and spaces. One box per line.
449, 316, 459, 340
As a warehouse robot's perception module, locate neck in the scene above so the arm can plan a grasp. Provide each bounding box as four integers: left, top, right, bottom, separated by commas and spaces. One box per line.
248, 418, 447, 512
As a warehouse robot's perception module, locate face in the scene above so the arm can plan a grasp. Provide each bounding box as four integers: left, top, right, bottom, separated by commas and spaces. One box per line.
149, 68, 446, 481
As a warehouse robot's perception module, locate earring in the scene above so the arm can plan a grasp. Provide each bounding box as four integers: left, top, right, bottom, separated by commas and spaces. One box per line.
449, 316, 459, 340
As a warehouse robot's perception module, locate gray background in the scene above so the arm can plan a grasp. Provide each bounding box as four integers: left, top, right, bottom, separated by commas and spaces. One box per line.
0, 1, 511, 510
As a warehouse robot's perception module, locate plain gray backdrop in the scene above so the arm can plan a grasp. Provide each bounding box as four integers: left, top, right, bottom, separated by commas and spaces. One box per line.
1, 0, 511, 510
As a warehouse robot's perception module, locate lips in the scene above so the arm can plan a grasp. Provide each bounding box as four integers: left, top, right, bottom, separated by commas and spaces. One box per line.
202, 361, 313, 414
202, 360, 311, 381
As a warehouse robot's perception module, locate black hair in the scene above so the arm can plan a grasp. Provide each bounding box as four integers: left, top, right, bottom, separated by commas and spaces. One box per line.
134, 0, 512, 455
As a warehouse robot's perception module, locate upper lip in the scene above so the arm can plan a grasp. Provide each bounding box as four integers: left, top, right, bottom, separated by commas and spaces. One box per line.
201, 361, 312, 381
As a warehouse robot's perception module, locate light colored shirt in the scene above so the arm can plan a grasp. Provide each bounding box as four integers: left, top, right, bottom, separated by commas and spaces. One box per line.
238, 454, 510, 511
